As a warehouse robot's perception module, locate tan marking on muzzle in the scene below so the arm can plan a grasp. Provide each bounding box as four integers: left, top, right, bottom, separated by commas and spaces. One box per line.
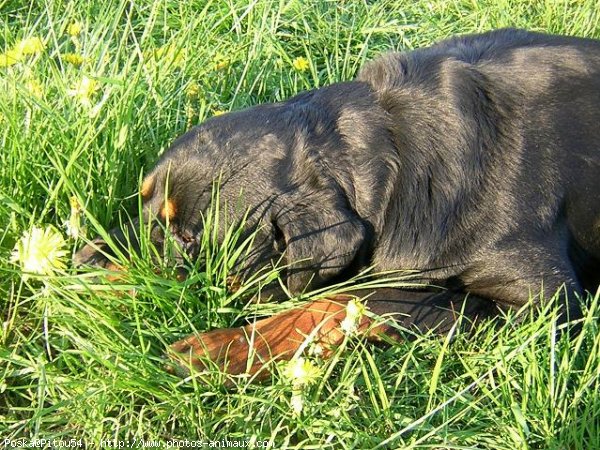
105, 261, 126, 282
140, 175, 155, 200
160, 198, 177, 221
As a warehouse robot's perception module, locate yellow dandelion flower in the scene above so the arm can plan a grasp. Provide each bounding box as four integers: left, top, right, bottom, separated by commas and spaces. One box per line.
347, 298, 367, 319
292, 56, 310, 72
11, 225, 68, 279
66, 21, 83, 37
0, 37, 43, 68
15, 37, 44, 55
67, 76, 98, 107
212, 110, 226, 117
25, 79, 44, 99
66, 196, 84, 239
0, 49, 22, 67
62, 53, 86, 67
340, 299, 367, 335
282, 357, 321, 387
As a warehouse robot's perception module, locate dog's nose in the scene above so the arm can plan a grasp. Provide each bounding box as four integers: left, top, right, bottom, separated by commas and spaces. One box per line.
73, 218, 142, 268
73, 238, 109, 267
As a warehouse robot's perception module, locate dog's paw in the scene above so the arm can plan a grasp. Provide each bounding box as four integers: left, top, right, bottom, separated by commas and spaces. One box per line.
166, 326, 262, 378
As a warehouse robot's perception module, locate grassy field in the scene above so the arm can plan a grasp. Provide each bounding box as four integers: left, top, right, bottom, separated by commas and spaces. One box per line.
1, 0, 600, 448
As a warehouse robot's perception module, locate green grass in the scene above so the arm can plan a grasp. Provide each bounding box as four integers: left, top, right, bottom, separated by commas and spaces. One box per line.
1, 0, 600, 447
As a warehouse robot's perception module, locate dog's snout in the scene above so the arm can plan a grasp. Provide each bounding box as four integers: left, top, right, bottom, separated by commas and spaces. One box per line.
73, 238, 109, 268
73, 218, 143, 269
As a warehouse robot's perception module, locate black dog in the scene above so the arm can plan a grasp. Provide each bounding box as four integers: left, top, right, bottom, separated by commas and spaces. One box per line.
75, 29, 600, 377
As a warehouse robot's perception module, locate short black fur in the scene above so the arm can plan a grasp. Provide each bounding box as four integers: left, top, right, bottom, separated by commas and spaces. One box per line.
76, 28, 600, 329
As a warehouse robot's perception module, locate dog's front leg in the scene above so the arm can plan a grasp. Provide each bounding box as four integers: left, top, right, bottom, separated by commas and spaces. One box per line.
165, 289, 497, 381
165, 296, 393, 379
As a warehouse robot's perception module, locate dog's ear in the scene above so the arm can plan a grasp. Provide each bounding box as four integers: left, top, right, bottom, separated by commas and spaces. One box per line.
274, 205, 366, 293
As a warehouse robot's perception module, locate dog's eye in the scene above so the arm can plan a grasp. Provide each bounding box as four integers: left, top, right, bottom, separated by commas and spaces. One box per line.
272, 221, 286, 253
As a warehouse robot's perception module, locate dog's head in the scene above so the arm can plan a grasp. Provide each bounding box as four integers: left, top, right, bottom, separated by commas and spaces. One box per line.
74, 96, 370, 296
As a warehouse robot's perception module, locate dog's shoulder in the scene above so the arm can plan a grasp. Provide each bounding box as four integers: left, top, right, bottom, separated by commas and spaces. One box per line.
358, 28, 600, 92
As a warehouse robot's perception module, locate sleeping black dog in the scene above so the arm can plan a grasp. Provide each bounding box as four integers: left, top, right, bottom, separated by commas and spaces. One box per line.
75, 28, 600, 377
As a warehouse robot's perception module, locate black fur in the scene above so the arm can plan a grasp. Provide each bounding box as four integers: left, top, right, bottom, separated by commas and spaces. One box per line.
76, 29, 600, 328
